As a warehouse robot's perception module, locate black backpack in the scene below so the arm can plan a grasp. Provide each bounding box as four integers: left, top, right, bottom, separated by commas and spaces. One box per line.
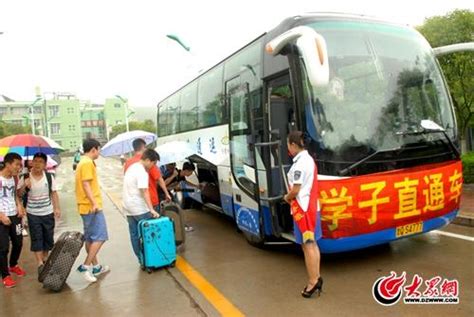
22, 172, 54, 208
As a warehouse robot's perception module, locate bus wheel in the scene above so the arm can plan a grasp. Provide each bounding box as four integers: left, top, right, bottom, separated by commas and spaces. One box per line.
243, 230, 265, 248
183, 197, 202, 210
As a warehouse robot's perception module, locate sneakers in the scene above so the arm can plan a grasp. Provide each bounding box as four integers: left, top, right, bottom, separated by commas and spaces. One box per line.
77, 264, 87, 273
77, 264, 97, 283
2, 276, 16, 288
184, 224, 194, 232
92, 265, 110, 276
83, 270, 97, 283
9, 265, 26, 277
77, 264, 109, 281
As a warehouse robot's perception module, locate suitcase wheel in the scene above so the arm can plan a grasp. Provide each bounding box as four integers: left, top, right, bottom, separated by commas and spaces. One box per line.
146, 268, 153, 274
169, 261, 176, 268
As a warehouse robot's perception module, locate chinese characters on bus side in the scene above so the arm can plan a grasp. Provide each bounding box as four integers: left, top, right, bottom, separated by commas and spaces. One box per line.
318, 162, 463, 236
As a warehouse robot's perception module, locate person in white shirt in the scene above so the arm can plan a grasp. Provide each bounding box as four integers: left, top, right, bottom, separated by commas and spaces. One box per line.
0, 153, 26, 288
18, 153, 60, 271
123, 149, 160, 262
284, 131, 322, 299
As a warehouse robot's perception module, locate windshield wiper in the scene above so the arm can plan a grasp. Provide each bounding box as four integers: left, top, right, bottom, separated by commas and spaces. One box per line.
396, 120, 460, 159
338, 147, 403, 176
338, 120, 459, 176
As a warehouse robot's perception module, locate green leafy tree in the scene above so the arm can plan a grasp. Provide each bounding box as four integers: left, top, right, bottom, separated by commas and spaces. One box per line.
0, 122, 31, 138
417, 9, 474, 152
109, 119, 156, 139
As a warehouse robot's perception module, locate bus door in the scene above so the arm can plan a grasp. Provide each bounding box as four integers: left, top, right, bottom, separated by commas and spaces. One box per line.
226, 76, 263, 244
260, 74, 297, 238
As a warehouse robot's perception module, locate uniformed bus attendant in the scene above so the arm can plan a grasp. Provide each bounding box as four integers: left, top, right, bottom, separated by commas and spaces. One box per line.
284, 131, 323, 298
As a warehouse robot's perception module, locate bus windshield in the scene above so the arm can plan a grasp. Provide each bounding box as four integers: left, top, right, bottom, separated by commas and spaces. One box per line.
301, 21, 456, 174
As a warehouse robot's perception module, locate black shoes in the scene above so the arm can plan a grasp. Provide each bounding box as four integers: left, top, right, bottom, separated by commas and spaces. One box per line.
302, 277, 323, 298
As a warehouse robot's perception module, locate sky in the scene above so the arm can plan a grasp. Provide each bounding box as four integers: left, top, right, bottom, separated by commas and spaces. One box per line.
0, 0, 472, 110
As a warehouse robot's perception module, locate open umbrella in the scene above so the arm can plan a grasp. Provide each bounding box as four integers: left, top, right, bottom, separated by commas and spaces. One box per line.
40, 135, 64, 151
0, 134, 64, 156
155, 141, 197, 166
101, 130, 157, 157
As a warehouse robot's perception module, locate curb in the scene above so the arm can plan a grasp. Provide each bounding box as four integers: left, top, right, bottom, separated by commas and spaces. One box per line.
452, 215, 474, 227
100, 185, 126, 218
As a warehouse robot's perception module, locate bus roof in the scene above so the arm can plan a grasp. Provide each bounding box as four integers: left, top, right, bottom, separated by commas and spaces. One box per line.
156, 12, 411, 108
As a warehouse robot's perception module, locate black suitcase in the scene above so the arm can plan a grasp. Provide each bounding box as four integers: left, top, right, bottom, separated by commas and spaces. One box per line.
39, 231, 84, 292
160, 202, 185, 246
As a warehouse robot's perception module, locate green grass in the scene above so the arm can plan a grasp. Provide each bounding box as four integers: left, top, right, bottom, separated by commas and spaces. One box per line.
462, 152, 474, 184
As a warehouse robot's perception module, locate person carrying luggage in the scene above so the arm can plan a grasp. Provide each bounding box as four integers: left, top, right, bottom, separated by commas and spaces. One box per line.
123, 149, 161, 263
159, 162, 199, 232
124, 139, 171, 212
17, 153, 60, 274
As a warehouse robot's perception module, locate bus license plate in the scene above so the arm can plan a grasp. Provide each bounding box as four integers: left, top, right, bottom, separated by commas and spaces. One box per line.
396, 222, 423, 238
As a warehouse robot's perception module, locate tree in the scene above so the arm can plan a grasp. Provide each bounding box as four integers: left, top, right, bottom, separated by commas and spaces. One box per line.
0, 122, 31, 138
417, 9, 474, 153
109, 119, 156, 139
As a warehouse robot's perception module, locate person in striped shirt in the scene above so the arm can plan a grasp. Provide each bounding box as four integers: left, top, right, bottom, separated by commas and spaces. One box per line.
18, 152, 60, 273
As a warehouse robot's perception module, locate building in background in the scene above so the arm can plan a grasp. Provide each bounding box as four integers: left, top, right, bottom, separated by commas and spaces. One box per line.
0, 94, 132, 152
81, 103, 107, 144
0, 96, 43, 133
104, 97, 129, 140
44, 92, 82, 150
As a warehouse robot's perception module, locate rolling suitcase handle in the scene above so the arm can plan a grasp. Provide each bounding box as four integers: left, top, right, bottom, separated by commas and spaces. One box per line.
160, 202, 185, 246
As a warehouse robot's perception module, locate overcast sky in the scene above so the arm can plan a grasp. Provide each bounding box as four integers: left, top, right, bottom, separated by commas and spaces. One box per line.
0, 0, 472, 109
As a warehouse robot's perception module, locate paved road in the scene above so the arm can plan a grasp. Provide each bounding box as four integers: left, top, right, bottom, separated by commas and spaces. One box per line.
1, 157, 473, 317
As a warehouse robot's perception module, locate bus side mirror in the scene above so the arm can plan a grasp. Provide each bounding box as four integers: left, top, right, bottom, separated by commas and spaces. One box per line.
266, 26, 329, 87
297, 32, 329, 87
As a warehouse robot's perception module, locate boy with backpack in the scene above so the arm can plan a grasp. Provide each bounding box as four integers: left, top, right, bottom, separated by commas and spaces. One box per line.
18, 153, 61, 273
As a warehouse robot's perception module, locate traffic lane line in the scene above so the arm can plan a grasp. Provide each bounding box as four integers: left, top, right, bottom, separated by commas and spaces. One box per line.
102, 188, 245, 317
432, 230, 474, 242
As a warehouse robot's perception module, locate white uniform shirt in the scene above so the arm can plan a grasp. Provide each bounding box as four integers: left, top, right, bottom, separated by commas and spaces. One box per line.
123, 162, 149, 216
287, 150, 316, 212
0, 176, 18, 217
18, 172, 57, 216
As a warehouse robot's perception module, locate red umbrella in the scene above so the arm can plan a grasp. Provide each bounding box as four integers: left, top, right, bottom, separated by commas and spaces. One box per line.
0, 134, 64, 156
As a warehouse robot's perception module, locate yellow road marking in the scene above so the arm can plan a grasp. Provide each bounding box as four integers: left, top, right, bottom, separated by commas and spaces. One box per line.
103, 189, 245, 316
177, 256, 244, 316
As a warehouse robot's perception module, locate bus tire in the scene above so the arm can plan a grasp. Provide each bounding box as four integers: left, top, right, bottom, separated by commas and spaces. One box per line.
182, 197, 202, 210
243, 230, 265, 248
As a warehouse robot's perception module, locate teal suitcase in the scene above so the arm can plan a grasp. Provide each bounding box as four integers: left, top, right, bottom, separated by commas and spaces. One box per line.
138, 217, 177, 273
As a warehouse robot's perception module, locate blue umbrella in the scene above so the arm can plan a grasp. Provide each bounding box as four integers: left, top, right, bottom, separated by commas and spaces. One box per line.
101, 130, 157, 157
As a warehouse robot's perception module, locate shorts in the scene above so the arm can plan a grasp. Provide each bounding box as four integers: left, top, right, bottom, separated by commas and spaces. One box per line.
81, 211, 109, 242
27, 213, 55, 252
